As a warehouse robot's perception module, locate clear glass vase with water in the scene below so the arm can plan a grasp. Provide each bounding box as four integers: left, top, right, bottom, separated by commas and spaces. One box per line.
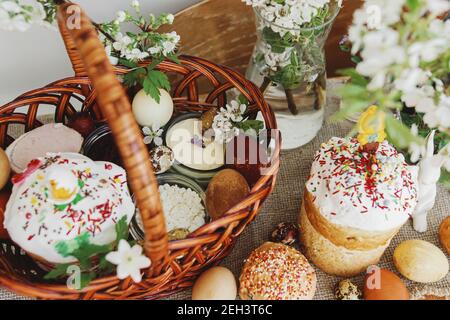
246, 3, 340, 150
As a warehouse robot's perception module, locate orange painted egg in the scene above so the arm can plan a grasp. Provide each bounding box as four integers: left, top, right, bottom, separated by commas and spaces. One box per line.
363, 268, 409, 300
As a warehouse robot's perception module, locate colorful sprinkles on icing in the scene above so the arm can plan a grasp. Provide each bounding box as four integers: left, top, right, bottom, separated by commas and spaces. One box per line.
4, 153, 134, 263
306, 137, 418, 230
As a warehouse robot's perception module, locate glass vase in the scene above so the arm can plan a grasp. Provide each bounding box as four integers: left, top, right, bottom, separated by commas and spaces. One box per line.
246, 3, 340, 150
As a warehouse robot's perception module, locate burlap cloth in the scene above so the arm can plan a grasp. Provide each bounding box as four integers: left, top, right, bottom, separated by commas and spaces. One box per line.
1, 79, 448, 300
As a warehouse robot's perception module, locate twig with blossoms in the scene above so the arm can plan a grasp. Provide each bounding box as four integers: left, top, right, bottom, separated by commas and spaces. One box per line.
336, 0, 450, 188
212, 96, 264, 143
0, 0, 55, 31
98, 0, 180, 102
0, 0, 181, 103
243, 0, 342, 114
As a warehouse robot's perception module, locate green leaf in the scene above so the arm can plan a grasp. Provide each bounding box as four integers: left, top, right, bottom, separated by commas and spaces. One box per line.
148, 70, 171, 91
331, 99, 369, 121
336, 83, 367, 98
351, 55, 362, 64
237, 94, 249, 106
79, 272, 97, 290
143, 76, 162, 103
123, 67, 146, 88
44, 263, 72, 280
142, 70, 171, 102
385, 114, 421, 149
146, 58, 164, 71
237, 120, 264, 133
337, 68, 369, 87
54, 233, 89, 257
119, 58, 139, 69
271, 64, 301, 89
406, 0, 421, 12
115, 216, 129, 242
167, 53, 181, 64
98, 255, 114, 274
262, 27, 293, 53
55, 233, 112, 263
439, 169, 450, 189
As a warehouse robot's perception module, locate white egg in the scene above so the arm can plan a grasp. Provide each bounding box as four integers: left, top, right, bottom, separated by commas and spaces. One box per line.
132, 88, 174, 127
192, 266, 237, 300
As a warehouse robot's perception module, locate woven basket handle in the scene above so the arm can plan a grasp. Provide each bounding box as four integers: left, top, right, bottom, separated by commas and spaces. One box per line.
56, 4, 168, 267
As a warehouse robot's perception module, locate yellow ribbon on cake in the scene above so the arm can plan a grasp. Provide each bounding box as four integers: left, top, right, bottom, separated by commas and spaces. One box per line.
356, 105, 387, 146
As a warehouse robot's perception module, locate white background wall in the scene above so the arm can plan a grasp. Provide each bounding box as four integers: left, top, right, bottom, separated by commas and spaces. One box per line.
0, 0, 200, 105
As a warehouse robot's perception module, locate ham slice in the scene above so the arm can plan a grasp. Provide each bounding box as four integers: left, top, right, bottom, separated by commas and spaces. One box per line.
6, 123, 83, 173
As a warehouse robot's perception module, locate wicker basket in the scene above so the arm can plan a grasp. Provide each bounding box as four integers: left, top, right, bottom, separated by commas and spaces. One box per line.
0, 3, 280, 299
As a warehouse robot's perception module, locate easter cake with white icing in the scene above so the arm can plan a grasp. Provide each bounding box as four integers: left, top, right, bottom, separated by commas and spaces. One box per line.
299, 137, 418, 277
4, 152, 135, 264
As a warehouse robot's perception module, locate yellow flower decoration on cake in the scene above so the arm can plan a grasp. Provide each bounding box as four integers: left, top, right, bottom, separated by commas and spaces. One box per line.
46, 167, 79, 204
357, 105, 387, 146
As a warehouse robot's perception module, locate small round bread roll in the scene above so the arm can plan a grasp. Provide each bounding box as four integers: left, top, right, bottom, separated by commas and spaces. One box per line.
192, 266, 237, 300
439, 216, 450, 255
394, 240, 449, 283
239, 242, 316, 300
0, 148, 10, 190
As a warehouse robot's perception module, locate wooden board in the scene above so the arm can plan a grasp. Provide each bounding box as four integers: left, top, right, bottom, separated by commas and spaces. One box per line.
161, 0, 363, 77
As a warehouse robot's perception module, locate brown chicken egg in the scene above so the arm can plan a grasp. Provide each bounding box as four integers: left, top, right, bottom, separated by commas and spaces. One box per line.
363, 268, 409, 300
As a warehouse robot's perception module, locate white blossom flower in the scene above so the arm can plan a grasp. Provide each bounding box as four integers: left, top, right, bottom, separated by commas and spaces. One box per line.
355, 28, 405, 90
105, 240, 151, 283
166, 13, 174, 24
104, 44, 119, 65
424, 0, 450, 16
402, 85, 435, 109
162, 31, 180, 55
127, 48, 149, 60
212, 99, 247, 143
244, 0, 336, 32
394, 68, 430, 93
422, 95, 450, 131
113, 32, 131, 51
0, 0, 47, 32
148, 31, 180, 56
242, 0, 267, 7
116, 10, 127, 23
1, 1, 21, 13
142, 125, 163, 146
131, 0, 140, 9
226, 100, 247, 122
408, 38, 447, 66
112, 32, 149, 61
